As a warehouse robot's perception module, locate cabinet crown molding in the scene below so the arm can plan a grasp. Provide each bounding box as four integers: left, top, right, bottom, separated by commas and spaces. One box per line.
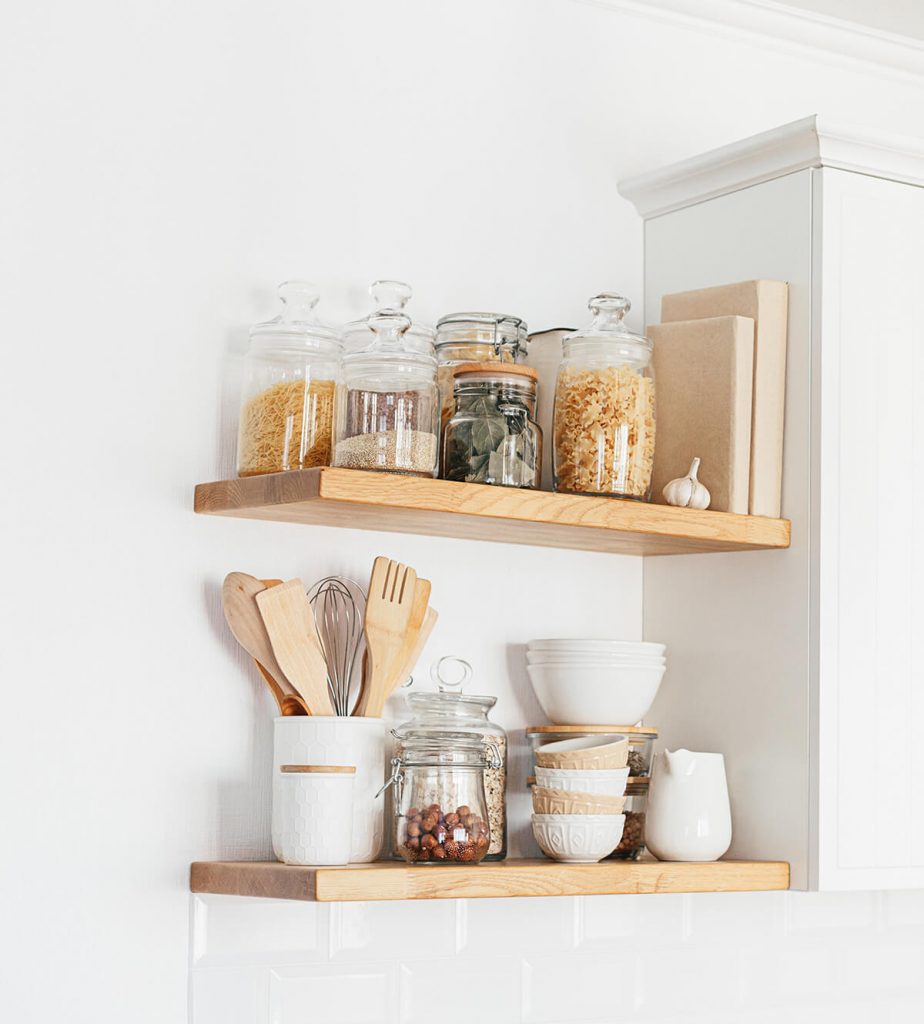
618, 115, 924, 218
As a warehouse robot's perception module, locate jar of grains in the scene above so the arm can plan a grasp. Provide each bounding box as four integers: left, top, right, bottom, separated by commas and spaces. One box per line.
391, 657, 508, 860
236, 281, 342, 477
553, 294, 655, 499
333, 308, 439, 476
384, 730, 503, 865
442, 362, 543, 488
343, 279, 435, 355
434, 312, 528, 440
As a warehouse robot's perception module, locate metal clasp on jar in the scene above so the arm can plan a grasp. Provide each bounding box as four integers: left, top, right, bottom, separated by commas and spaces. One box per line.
376, 756, 405, 804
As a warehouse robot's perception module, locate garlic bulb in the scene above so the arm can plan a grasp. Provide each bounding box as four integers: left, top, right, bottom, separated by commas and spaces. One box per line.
662, 457, 711, 510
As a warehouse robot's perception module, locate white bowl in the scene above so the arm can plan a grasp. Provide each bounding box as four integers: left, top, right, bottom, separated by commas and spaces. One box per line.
527, 662, 665, 726
528, 639, 666, 654
534, 765, 629, 796
527, 652, 666, 666
532, 813, 626, 863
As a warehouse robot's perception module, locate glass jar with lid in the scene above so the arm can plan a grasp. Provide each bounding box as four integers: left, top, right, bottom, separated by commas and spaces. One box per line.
392, 657, 508, 860
384, 729, 502, 864
434, 312, 528, 436
344, 280, 435, 355
333, 308, 440, 477
237, 281, 342, 477
553, 294, 655, 500
442, 363, 543, 488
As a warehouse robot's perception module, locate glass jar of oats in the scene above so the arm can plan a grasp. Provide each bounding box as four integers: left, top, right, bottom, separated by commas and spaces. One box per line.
391, 658, 508, 860
553, 294, 655, 500
236, 281, 342, 477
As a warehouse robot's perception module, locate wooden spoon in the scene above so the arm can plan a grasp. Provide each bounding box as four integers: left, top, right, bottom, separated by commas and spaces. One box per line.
256, 579, 336, 716
222, 573, 307, 715
385, 578, 431, 697
354, 557, 418, 718
258, 580, 307, 716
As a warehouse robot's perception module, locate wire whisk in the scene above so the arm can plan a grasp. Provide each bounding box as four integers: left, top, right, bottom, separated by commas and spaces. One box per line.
308, 576, 366, 716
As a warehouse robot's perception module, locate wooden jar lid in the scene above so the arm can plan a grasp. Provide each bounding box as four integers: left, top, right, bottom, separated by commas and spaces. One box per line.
280, 765, 356, 774
527, 725, 658, 738
451, 360, 539, 381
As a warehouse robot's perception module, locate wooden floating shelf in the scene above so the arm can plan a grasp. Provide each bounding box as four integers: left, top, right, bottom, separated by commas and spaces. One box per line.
194, 468, 791, 556
190, 857, 790, 902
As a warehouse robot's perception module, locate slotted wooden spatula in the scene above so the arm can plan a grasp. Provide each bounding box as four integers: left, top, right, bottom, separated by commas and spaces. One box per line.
391, 604, 438, 694
256, 579, 335, 716
353, 557, 417, 718
385, 578, 432, 696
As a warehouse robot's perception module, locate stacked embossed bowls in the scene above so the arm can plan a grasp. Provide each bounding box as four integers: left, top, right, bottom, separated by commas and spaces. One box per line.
530, 735, 628, 863
526, 640, 666, 725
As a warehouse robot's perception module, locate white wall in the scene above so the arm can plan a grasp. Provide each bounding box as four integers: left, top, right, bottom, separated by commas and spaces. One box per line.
3, 1, 924, 1022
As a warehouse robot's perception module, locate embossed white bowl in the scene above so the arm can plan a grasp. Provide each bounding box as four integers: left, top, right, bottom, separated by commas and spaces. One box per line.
531, 813, 626, 863
533, 766, 630, 797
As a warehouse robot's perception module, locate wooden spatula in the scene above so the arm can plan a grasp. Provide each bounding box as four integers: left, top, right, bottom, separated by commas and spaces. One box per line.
256, 579, 336, 716
353, 557, 417, 718
385, 578, 431, 696
391, 605, 438, 694
222, 573, 307, 715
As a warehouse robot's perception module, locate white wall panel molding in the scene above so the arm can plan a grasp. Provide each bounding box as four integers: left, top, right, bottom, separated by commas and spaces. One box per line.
575, 0, 924, 85
618, 115, 924, 218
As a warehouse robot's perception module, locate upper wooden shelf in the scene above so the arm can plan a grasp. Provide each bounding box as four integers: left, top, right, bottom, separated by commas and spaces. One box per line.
194, 468, 791, 556
190, 858, 790, 902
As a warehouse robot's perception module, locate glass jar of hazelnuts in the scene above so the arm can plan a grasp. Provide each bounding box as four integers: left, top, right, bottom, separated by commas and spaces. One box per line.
384, 731, 503, 865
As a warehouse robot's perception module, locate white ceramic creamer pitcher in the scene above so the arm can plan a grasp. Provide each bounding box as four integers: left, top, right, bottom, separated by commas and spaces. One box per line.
646, 749, 732, 862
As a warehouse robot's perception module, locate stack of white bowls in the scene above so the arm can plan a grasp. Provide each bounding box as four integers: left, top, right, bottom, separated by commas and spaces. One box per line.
526, 639, 667, 725
531, 735, 629, 863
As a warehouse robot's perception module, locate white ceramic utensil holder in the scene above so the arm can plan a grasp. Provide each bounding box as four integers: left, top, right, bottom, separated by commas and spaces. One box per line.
273, 717, 385, 863
645, 749, 732, 862
279, 766, 355, 866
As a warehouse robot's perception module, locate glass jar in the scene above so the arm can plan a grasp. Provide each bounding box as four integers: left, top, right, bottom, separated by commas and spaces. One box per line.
553, 294, 655, 500
385, 731, 502, 864
434, 312, 528, 438
333, 309, 440, 477
344, 280, 435, 355
237, 281, 342, 477
608, 781, 648, 860
392, 657, 508, 859
442, 363, 543, 489
527, 725, 657, 780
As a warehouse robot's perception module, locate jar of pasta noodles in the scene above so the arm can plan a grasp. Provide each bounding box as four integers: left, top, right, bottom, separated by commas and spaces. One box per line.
553, 294, 655, 500
236, 281, 342, 477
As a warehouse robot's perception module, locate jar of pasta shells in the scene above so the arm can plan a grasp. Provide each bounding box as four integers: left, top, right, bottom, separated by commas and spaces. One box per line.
553, 294, 655, 500
333, 308, 440, 477
434, 312, 528, 440
237, 281, 342, 477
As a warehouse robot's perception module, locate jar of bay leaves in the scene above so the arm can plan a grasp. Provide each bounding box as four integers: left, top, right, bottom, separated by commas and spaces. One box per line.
434, 312, 528, 439
237, 281, 342, 477
442, 363, 542, 488
333, 309, 440, 477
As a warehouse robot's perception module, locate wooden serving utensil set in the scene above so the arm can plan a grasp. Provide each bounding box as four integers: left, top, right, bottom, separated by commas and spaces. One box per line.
221, 557, 438, 717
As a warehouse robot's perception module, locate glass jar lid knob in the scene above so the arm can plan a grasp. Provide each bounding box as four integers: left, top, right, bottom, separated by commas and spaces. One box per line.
430, 655, 473, 694
367, 308, 412, 350
589, 293, 631, 325
370, 279, 412, 312
277, 280, 322, 322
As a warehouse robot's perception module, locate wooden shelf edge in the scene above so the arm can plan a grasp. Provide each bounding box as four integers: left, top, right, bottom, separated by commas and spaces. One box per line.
194, 469, 791, 557
190, 858, 790, 902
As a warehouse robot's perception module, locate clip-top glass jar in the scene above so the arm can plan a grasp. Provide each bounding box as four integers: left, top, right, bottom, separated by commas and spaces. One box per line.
344, 280, 435, 354
392, 657, 508, 859
237, 281, 342, 477
434, 312, 528, 437
385, 730, 502, 864
553, 294, 655, 500
442, 362, 543, 489
333, 308, 440, 477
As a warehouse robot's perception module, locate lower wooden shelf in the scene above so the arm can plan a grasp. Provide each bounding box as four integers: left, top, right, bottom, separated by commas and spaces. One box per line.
190, 858, 790, 902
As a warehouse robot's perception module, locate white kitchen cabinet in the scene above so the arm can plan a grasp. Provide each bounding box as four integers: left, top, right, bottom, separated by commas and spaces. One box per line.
620, 116, 924, 890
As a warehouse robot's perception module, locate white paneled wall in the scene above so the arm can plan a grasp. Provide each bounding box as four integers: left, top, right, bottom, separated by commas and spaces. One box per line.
191, 891, 924, 1023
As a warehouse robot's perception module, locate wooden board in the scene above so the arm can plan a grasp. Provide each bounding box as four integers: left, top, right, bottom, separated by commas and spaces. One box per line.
190, 858, 789, 902
194, 468, 790, 556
